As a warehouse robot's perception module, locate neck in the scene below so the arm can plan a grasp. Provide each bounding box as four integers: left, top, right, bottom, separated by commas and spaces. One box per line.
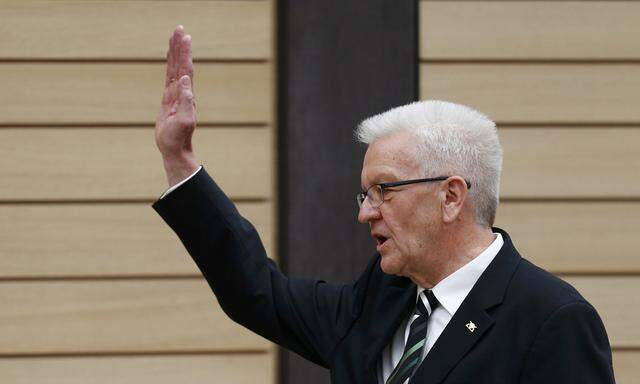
408, 224, 496, 289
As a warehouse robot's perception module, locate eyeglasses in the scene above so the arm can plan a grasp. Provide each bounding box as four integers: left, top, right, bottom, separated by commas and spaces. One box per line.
356, 176, 471, 208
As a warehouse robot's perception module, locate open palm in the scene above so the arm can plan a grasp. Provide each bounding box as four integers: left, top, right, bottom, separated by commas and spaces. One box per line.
155, 26, 199, 186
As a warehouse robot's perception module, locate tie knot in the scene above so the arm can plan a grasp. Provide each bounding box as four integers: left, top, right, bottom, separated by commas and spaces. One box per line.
416, 290, 439, 316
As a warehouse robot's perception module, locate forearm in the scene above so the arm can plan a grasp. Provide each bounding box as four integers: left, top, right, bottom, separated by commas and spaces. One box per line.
153, 167, 285, 336
151, 167, 363, 367
160, 165, 202, 199
162, 153, 199, 188
153, 166, 269, 293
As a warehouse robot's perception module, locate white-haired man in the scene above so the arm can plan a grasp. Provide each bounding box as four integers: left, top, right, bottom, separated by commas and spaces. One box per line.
153, 27, 615, 383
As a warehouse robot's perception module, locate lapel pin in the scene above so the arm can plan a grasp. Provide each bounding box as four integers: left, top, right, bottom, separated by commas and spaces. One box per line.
465, 321, 477, 333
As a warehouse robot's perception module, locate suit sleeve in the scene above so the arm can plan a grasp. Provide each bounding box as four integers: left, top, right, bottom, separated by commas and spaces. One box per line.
152, 167, 373, 367
519, 301, 616, 383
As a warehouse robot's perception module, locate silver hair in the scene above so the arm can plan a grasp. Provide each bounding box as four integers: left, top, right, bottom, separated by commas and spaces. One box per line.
355, 100, 502, 226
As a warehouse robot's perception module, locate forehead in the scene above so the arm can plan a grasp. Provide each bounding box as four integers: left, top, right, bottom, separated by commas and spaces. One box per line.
361, 130, 422, 185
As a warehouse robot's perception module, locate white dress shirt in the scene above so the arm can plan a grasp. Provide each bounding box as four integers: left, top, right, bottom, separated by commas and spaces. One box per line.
159, 165, 202, 199
378, 233, 504, 384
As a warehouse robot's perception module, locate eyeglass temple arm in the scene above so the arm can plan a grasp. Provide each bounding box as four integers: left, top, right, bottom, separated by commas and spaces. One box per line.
381, 177, 471, 189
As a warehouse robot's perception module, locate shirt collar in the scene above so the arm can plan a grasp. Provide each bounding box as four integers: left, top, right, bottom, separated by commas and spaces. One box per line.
417, 233, 504, 316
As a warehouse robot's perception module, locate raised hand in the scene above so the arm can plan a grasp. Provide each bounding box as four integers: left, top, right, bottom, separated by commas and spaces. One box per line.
155, 25, 199, 187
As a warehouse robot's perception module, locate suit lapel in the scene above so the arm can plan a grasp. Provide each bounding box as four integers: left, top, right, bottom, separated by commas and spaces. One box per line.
410, 228, 521, 384
363, 273, 416, 381
410, 297, 494, 384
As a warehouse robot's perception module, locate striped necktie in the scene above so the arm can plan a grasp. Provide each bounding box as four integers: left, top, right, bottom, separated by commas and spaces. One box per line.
385, 290, 439, 384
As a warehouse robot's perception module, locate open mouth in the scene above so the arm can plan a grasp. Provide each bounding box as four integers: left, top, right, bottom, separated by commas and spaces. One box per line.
374, 235, 388, 247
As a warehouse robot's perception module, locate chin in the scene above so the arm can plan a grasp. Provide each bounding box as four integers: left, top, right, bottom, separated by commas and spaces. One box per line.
379, 253, 404, 276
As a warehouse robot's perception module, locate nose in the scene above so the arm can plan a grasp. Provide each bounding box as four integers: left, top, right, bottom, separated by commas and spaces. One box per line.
358, 199, 382, 223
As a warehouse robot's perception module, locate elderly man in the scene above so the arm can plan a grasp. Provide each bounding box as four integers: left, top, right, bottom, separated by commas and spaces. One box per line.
153, 27, 615, 383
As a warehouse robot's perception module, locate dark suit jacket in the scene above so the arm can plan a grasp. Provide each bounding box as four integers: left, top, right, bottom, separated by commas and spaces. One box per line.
153, 167, 615, 383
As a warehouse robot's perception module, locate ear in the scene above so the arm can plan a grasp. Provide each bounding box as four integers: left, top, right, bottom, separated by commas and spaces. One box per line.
441, 176, 468, 223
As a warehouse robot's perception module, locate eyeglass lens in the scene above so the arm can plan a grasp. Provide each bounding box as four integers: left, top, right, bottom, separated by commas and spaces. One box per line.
357, 185, 383, 208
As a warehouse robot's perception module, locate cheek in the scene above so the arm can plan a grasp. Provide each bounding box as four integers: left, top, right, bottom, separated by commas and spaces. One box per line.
384, 216, 417, 254
386, 205, 438, 252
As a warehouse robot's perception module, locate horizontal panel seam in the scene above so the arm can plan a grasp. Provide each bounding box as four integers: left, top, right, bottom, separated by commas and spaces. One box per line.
0, 350, 271, 359
420, 59, 640, 64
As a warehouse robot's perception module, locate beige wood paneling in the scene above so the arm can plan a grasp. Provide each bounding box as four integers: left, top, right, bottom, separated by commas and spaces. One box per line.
497, 202, 640, 274
0, 128, 272, 200
0, 277, 634, 354
0, 63, 272, 124
420, 1, 640, 60
563, 277, 640, 348
0, 279, 270, 354
500, 128, 640, 198
7, 200, 634, 278
0, 352, 632, 384
0, 354, 274, 384
0, 1, 271, 60
0, 0, 277, 382
0, 202, 274, 278
418, 1, 636, 381
420, 64, 640, 123
614, 350, 640, 384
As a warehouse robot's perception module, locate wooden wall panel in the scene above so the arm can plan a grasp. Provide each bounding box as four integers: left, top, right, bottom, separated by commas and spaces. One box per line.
0, 354, 275, 384
420, 64, 640, 123
420, 0, 636, 381
613, 351, 640, 384
0, 279, 270, 354
6, 351, 634, 384
0, 0, 276, 383
500, 128, 640, 198
420, 2, 638, 379
0, 63, 272, 124
420, 1, 640, 60
0, 202, 274, 278
0, 277, 634, 354
564, 277, 640, 348
0, 128, 272, 200
0, 1, 271, 60
497, 202, 640, 274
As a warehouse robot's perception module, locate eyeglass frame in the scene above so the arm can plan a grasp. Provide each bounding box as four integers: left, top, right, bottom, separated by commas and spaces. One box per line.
356, 176, 472, 208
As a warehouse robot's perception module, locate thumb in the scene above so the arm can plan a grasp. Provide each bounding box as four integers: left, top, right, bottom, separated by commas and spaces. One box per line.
177, 75, 195, 117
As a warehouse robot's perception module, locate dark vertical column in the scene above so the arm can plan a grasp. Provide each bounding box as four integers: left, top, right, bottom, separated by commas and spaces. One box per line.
277, 1, 418, 383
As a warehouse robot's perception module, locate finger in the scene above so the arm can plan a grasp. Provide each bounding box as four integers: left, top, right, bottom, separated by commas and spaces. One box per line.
172, 26, 185, 82
187, 35, 194, 83
179, 34, 194, 82
165, 33, 173, 86
160, 84, 173, 112
166, 26, 184, 86
177, 75, 196, 124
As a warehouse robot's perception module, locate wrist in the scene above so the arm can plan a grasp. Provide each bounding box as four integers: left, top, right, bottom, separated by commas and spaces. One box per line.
162, 153, 199, 188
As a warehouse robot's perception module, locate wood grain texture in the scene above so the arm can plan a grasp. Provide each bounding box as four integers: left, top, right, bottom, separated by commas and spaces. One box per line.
0, 351, 634, 384
613, 350, 640, 384
0, 354, 275, 384
0, 1, 271, 60
500, 128, 640, 198
0, 127, 272, 200
497, 202, 640, 274
0, 277, 633, 354
420, 1, 640, 60
420, 64, 640, 123
0, 63, 272, 124
563, 276, 640, 348
0, 279, 271, 354
0, 202, 274, 278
